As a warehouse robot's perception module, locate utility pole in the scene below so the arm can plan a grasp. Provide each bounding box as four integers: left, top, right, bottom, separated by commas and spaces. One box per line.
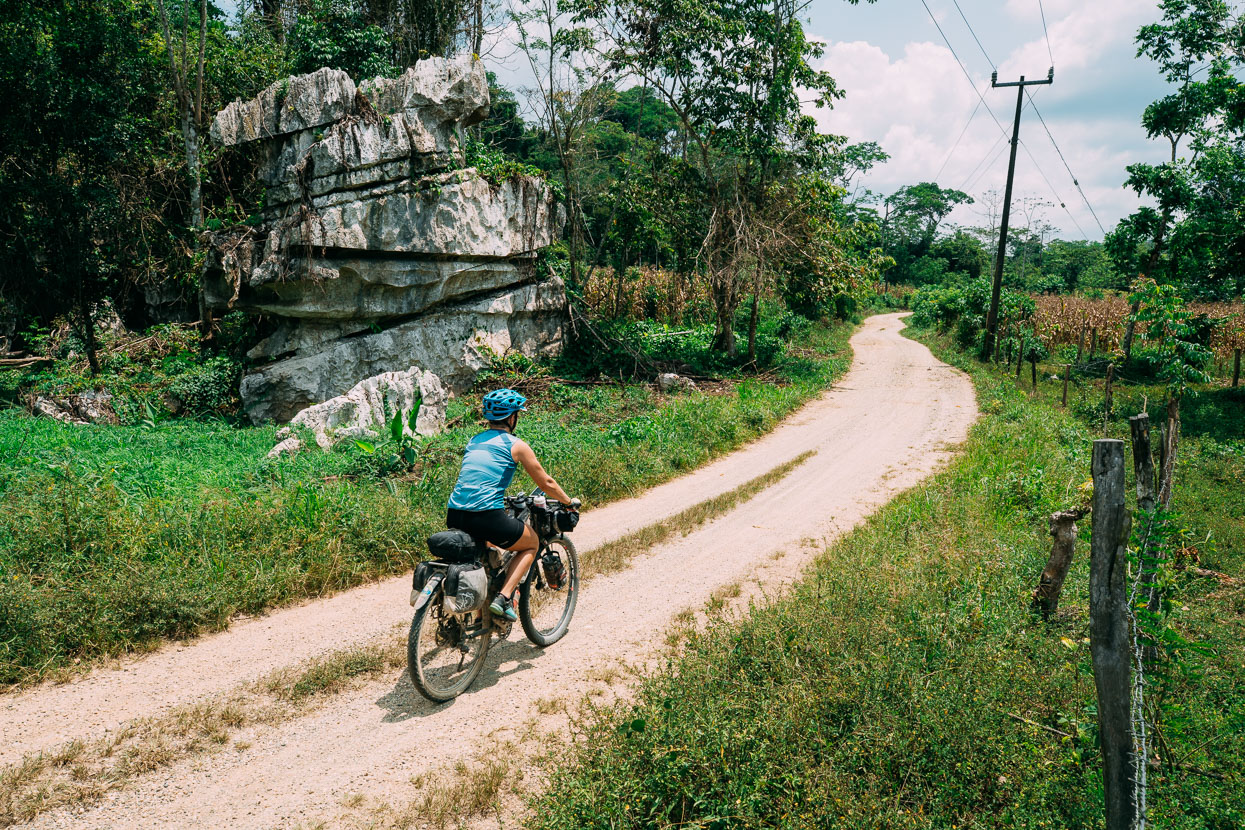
982, 68, 1054, 360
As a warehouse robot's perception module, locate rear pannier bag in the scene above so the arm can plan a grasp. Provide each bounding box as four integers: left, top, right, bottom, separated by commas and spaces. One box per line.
412, 561, 434, 594
426, 529, 481, 563
444, 563, 488, 614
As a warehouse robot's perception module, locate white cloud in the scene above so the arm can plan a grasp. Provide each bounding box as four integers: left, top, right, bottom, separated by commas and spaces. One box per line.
805, 0, 1165, 240
999, 0, 1154, 82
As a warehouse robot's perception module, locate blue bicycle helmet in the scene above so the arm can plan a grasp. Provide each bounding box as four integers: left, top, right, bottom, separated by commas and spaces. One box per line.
482, 388, 528, 421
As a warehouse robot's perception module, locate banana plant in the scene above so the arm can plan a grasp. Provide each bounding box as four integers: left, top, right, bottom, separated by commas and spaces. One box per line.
353, 393, 424, 475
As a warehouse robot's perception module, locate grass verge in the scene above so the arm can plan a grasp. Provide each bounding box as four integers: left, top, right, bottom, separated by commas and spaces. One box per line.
527, 328, 1244, 829
582, 450, 816, 579
0, 322, 854, 687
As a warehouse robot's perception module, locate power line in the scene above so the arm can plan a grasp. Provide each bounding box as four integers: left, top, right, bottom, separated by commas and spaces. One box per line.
962, 134, 1010, 192
1037, 0, 1055, 68
951, 0, 994, 68
1024, 89, 1107, 234
935, 95, 984, 181
1018, 138, 1089, 238
917, 0, 1009, 136
920, 0, 1089, 241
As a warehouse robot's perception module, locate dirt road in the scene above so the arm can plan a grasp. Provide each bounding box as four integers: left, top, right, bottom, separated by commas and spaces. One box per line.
5, 313, 977, 828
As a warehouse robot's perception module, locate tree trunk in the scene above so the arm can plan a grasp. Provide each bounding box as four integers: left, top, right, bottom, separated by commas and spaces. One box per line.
1089, 439, 1138, 830
1030, 508, 1085, 619
1121, 297, 1142, 364
710, 271, 739, 356
79, 297, 100, 376
472, 0, 483, 54
1131, 413, 1162, 657
747, 291, 759, 363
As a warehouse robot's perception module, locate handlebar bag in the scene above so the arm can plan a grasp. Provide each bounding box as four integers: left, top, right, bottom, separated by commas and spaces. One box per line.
426, 529, 482, 563
556, 510, 580, 532
444, 562, 488, 614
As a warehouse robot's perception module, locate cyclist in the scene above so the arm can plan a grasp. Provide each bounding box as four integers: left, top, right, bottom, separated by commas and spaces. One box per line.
446, 388, 576, 622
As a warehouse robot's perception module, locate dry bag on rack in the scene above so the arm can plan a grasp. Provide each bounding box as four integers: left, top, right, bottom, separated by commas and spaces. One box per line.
426, 530, 481, 563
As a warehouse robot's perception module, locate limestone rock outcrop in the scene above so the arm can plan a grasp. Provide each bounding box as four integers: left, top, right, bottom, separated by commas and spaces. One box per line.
204, 56, 565, 424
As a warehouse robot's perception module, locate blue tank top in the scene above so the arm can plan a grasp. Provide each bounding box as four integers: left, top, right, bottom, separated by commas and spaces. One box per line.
447, 430, 518, 511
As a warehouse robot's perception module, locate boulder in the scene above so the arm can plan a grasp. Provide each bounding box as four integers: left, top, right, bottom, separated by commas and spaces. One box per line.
288, 366, 447, 450
277, 172, 559, 257
266, 435, 305, 459
358, 56, 488, 124
656, 373, 697, 393
29, 391, 118, 425
32, 397, 85, 425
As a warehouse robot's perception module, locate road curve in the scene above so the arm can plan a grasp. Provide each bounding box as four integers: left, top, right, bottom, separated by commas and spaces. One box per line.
9, 313, 977, 828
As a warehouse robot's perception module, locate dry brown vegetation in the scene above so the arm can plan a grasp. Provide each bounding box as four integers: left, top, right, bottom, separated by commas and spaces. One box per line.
1032, 295, 1245, 359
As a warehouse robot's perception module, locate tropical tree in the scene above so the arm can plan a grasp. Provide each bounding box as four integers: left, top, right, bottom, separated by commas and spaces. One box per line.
880, 182, 973, 284
571, 0, 864, 353
1109, 0, 1245, 358
0, 0, 162, 369
1129, 279, 1213, 508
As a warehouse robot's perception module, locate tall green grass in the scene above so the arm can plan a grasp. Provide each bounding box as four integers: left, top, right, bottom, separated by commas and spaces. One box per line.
529, 330, 1244, 829
0, 323, 853, 686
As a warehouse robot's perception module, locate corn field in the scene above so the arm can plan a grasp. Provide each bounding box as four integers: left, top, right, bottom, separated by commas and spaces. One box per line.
1031, 296, 1245, 362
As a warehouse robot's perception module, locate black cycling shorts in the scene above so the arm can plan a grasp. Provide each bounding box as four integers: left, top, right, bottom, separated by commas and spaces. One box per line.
446, 508, 526, 549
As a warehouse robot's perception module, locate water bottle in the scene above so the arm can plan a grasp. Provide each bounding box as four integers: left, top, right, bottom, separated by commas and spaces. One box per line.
532, 494, 547, 509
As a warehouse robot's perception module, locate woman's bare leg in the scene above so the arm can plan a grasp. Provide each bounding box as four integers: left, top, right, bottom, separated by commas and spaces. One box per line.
500, 524, 539, 598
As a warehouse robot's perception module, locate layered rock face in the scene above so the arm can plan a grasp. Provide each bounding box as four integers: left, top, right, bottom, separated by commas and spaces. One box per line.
204, 58, 566, 423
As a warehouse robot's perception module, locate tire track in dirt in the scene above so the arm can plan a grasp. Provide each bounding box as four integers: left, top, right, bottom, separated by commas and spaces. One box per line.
13, 314, 978, 829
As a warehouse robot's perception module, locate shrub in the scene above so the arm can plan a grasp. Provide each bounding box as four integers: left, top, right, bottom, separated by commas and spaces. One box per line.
166, 355, 239, 414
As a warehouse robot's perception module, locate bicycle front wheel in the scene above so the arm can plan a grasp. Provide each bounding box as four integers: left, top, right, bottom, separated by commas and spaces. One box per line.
519, 535, 579, 647
408, 593, 491, 702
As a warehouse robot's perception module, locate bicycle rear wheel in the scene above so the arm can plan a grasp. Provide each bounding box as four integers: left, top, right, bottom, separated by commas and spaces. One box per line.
408, 592, 491, 702
518, 535, 579, 647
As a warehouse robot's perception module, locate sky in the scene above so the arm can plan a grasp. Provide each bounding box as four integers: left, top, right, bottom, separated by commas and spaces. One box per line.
798, 0, 1169, 242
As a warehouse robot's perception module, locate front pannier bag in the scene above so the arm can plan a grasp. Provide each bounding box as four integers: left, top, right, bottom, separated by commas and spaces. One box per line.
426, 529, 481, 563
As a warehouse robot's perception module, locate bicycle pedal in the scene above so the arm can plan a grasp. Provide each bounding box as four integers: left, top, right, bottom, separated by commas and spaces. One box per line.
494, 619, 513, 639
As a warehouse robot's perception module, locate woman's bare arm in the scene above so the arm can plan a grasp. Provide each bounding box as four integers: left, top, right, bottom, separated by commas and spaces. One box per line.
511, 440, 573, 504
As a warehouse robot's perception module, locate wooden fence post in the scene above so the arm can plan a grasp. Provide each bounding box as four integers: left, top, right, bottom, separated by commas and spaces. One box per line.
1233, 348, 1240, 387
1131, 413, 1161, 663
1030, 508, 1086, 619
1103, 364, 1116, 434
1090, 439, 1137, 830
